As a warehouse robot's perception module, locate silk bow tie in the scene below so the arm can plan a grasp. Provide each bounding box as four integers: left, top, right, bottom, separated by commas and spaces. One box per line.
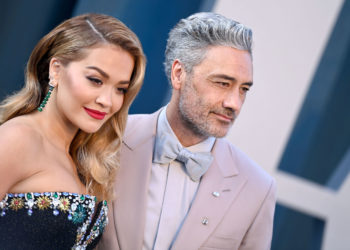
153, 132, 213, 182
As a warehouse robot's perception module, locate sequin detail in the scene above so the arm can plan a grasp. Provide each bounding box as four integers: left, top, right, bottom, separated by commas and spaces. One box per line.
59, 197, 70, 212
37, 196, 51, 210
72, 205, 86, 224
9, 197, 24, 211
72, 196, 109, 249
0, 192, 108, 250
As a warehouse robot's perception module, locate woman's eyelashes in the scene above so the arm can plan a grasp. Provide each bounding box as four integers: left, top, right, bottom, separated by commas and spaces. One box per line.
87, 76, 102, 85
117, 87, 128, 94
87, 75, 128, 94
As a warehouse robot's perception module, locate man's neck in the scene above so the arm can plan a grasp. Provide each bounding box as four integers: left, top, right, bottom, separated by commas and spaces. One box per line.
166, 103, 208, 147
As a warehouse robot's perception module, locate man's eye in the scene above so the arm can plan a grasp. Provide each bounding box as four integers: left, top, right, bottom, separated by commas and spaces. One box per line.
241, 87, 250, 93
87, 77, 102, 85
217, 82, 229, 87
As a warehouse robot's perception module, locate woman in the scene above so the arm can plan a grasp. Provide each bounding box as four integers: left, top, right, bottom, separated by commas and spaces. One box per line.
0, 13, 145, 249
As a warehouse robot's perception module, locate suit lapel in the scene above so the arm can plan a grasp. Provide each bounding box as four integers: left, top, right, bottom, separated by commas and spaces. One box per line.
172, 139, 247, 250
114, 111, 161, 250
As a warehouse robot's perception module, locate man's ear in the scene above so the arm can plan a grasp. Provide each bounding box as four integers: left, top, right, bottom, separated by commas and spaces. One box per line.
48, 58, 62, 86
170, 59, 186, 90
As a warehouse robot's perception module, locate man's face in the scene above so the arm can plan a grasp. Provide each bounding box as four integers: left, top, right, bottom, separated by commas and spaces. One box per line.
178, 46, 253, 138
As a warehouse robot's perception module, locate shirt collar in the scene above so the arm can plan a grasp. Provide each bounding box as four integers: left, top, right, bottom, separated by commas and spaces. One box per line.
156, 106, 215, 153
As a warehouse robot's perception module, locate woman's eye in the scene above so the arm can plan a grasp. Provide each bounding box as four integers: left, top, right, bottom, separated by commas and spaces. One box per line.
117, 88, 128, 94
87, 77, 102, 85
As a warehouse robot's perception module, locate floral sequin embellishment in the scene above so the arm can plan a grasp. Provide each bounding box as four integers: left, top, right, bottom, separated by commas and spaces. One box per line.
9, 198, 24, 211
72, 204, 86, 224
37, 196, 51, 210
59, 198, 70, 212
0, 192, 108, 249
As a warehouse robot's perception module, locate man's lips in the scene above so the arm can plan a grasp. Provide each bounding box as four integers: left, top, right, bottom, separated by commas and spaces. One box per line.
84, 107, 107, 120
213, 112, 234, 122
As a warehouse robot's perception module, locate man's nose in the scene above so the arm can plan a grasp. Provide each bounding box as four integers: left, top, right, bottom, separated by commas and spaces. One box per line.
222, 88, 243, 112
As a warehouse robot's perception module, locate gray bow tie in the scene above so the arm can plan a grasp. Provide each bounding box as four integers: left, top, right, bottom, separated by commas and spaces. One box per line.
153, 132, 213, 182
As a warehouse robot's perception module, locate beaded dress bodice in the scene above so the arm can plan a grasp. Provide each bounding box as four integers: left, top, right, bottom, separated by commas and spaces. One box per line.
0, 192, 108, 250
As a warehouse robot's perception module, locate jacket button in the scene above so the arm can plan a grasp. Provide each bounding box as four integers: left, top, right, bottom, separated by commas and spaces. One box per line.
202, 218, 209, 225
212, 191, 220, 197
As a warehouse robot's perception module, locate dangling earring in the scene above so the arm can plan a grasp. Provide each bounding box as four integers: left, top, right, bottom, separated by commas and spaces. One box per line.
37, 81, 55, 112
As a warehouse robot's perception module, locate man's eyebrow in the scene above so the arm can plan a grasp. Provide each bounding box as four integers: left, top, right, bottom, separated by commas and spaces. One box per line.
86, 66, 109, 79
210, 74, 253, 86
210, 74, 236, 82
243, 82, 253, 87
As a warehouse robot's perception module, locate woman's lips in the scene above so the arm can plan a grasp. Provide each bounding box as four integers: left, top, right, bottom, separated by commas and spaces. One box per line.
84, 107, 107, 120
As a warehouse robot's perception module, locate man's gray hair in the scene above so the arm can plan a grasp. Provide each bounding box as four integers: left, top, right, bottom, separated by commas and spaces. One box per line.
164, 12, 252, 83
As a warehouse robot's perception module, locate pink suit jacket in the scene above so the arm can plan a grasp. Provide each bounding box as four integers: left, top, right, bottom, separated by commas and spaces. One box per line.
99, 109, 276, 250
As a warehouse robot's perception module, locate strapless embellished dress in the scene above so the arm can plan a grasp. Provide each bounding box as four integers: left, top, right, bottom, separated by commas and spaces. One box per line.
0, 192, 108, 250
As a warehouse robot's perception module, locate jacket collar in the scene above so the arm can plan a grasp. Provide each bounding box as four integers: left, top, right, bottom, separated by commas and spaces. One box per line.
123, 108, 162, 150
123, 107, 240, 179
211, 138, 240, 177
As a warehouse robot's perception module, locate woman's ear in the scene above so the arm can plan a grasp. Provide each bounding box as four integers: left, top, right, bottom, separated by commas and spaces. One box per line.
48, 58, 61, 86
170, 59, 186, 90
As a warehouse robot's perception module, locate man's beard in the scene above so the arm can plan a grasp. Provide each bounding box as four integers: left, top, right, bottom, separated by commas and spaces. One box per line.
178, 78, 236, 139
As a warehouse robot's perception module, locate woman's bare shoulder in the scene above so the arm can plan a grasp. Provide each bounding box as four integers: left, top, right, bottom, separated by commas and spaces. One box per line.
0, 116, 46, 196
0, 116, 44, 151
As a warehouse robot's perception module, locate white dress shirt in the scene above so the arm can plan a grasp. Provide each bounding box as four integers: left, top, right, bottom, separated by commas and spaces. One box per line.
142, 107, 215, 250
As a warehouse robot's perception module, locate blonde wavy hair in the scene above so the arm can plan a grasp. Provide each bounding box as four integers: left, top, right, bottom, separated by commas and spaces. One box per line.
0, 13, 146, 201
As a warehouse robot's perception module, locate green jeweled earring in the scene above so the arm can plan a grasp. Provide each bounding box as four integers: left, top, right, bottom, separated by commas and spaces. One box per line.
37, 82, 54, 112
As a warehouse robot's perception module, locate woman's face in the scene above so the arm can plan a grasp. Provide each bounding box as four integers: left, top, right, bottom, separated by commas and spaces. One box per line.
52, 44, 134, 133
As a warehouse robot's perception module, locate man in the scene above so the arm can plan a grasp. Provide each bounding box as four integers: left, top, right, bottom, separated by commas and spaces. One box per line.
100, 12, 276, 250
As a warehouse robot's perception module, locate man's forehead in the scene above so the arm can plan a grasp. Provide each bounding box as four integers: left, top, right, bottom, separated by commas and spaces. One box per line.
194, 46, 253, 80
